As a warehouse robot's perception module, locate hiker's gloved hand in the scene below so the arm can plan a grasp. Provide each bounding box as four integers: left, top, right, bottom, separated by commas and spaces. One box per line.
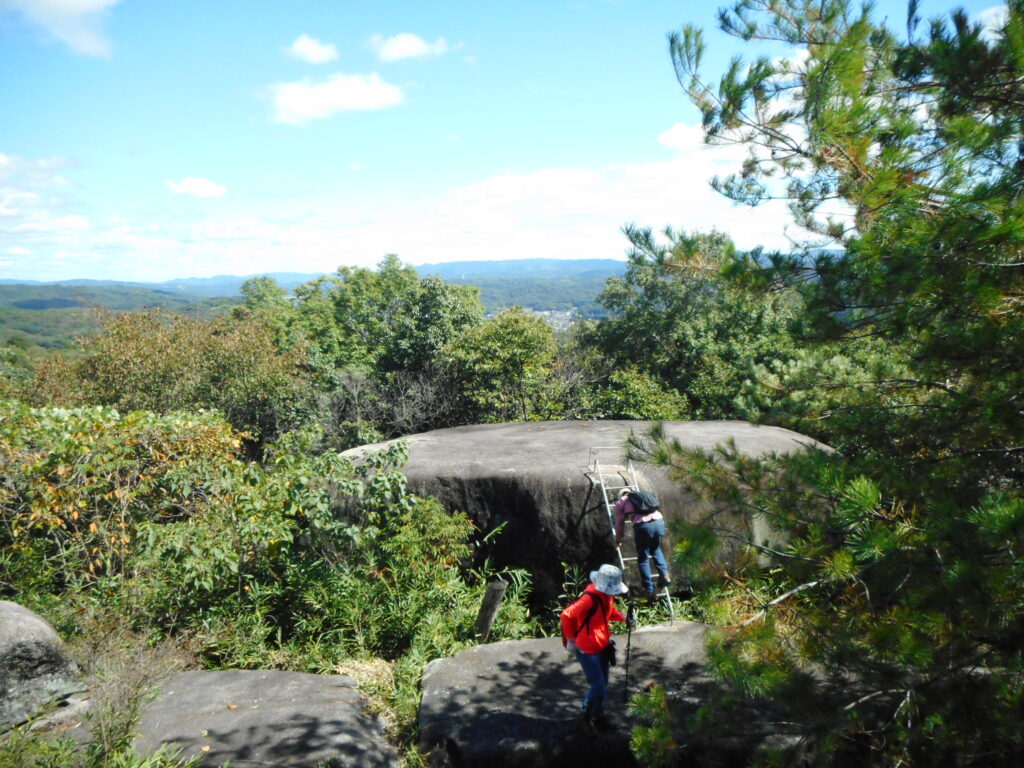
627, 614, 637, 630
565, 639, 578, 653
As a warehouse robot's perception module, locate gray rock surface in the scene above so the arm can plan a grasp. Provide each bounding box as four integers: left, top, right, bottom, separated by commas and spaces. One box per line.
420, 620, 778, 768
348, 420, 824, 605
0, 600, 83, 728
134, 669, 399, 768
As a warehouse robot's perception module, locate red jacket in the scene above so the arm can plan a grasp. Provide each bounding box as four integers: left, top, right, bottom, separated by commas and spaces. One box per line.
560, 584, 626, 654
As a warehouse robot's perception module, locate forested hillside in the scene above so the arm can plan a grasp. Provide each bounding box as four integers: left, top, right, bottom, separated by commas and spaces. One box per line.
0, 258, 624, 353
3, 1, 1022, 767
0, 284, 238, 355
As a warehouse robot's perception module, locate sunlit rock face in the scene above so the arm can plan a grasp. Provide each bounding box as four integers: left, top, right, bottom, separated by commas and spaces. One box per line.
134, 670, 399, 768
347, 420, 826, 607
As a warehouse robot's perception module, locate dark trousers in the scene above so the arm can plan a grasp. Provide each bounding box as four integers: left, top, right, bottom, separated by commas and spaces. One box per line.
635, 518, 669, 592
575, 648, 610, 715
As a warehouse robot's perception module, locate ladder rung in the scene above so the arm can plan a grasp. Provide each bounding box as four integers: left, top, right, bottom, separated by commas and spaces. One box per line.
621, 556, 637, 563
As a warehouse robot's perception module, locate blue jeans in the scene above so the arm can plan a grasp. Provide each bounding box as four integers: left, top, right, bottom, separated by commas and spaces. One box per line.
634, 518, 669, 593
575, 648, 610, 716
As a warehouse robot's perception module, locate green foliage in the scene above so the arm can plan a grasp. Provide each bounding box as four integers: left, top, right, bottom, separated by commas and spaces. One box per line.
441, 306, 558, 423
675, 0, 1024, 487
11, 254, 663, 445
304, 255, 484, 375
585, 369, 690, 420
622, 1, 1024, 764
20, 310, 312, 444
0, 732, 196, 768
585, 226, 799, 419
1, 402, 541, 755
0, 346, 32, 399
640, 433, 1024, 764
629, 685, 677, 768
265, 256, 488, 443
0, 284, 237, 353
0, 401, 241, 589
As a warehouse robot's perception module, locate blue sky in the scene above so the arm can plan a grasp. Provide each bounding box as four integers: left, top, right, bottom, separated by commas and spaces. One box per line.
0, 0, 1008, 282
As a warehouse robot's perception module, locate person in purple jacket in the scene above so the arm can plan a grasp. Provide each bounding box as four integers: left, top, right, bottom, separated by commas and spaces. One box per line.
613, 488, 671, 597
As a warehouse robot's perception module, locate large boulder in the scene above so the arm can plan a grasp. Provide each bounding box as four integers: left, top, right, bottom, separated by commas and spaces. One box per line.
419, 621, 789, 768
0, 600, 83, 729
347, 420, 824, 605
134, 669, 399, 768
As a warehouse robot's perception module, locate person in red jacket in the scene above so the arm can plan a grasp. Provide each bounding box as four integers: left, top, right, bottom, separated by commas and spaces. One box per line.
560, 564, 631, 730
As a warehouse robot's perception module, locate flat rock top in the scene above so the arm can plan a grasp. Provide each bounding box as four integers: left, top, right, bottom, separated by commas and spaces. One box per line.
135, 669, 398, 768
350, 420, 823, 479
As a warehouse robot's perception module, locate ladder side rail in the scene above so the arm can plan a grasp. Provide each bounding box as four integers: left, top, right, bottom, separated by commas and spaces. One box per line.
591, 455, 673, 622
594, 459, 628, 573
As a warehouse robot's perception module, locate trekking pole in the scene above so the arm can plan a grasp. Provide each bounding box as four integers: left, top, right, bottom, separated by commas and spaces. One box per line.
623, 596, 636, 703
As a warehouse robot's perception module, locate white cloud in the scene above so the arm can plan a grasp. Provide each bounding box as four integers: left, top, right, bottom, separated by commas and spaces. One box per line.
286, 33, 338, 64
657, 123, 706, 151
0, 0, 124, 57
16, 213, 91, 231
977, 5, 1008, 41
3, 123, 849, 282
164, 177, 227, 198
270, 72, 404, 124
368, 32, 451, 61
0, 191, 41, 215
1, 153, 90, 249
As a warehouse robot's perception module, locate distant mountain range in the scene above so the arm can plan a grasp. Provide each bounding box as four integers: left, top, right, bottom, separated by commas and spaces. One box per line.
418, 258, 625, 280
0, 259, 628, 350
0, 258, 627, 299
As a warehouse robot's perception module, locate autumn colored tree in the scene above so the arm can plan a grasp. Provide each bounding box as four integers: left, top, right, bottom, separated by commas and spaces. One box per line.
30, 310, 311, 444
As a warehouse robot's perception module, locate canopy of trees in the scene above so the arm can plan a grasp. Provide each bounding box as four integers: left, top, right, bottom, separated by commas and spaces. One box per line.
628, 2, 1024, 765
6, 3, 1021, 765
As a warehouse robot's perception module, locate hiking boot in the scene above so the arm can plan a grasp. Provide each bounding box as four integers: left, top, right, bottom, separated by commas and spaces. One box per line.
657, 573, 672, 591
592, 711, 616, 731
579, 712, 598, 734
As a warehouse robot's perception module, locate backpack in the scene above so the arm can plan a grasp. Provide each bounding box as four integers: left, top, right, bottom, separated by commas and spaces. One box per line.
573, 593, 606, 638
566, 593, 617, 665
627, 489, 660, 515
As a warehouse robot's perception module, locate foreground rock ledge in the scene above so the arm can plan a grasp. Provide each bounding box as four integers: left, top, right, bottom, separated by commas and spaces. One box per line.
419, 621, 788, 768
134, 669, 399, 768
348, 420, 826, 605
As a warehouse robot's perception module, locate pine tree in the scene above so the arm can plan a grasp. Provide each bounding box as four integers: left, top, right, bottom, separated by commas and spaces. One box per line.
636, 2, 1024, 764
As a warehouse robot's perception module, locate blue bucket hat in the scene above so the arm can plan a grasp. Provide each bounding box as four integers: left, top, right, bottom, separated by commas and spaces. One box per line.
590, 564, 628, 595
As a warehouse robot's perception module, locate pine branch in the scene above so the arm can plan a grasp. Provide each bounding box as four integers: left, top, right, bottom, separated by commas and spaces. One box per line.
741, 579, 827, 626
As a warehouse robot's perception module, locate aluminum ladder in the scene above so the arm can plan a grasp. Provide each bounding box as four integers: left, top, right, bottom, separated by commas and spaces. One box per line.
585, 450, 674, 621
